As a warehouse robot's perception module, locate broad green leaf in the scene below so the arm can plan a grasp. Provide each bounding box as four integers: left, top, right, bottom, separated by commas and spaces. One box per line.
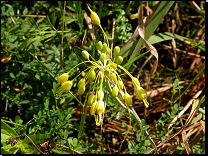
1, 144, 19, 154
1, 120, 18, 142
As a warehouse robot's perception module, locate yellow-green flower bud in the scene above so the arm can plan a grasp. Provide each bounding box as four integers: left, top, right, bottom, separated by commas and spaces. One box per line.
57, 73, 69, 84
113, 46, 120, 56
135, 86, 149, 108
111, 63, 117, 70
61, 81, 73, 92
96, 100, 105, 114
82, 50, 89, 60
88, 94, 95, 105
78, 85, 85, 95
87, 69, 96, 81
87, 5, 100, 25
116, 56, 123, 65
90, 102, 97, 115
111, 72, 117, 83
112, 86, 118, 97
102, 43, 108, 53
106, 48, 112, 55
132, 77, 140, 87
104, 68, 110, 76
97, 89, 104, 100
97, 41, 103, 51
78, 78, 85, 88
124, 92, 132, 106
99, 53, 106, 62
117, 80, 124, 90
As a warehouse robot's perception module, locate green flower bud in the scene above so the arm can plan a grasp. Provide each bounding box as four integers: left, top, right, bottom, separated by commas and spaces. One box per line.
116, 56, 123, 65
82, 50, 89, 60
113, 46, 120, 56
132, 77, 140, 87
117, 80, 124, 90
78, 85, 85, 95
97, 89, 104, 100
104, 68, 110, 76
106, 48, 112, 55
111, 72, 117, 83
87, 5, 100, 25
61, 81, 73, 92
57, 73, 69, 84
90, 102, 97, 115
97, 41, 103, 51
112, 86, 118, 97
88, 94, 95, 105
78, 78, 85, 88
135, 86, 149, 108
99, 53, 106, 62
111, 63, 117, 70
124, 92, 132, 106
87, 69, 96, 81
102, 43, 108, 53
96, 100, 105, 114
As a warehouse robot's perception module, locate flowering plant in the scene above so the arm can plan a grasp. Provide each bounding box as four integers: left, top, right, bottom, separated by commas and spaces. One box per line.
54, 4, 149, 126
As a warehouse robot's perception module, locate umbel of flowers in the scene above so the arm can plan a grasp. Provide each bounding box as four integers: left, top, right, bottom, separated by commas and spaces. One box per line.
54, 4, 149, 126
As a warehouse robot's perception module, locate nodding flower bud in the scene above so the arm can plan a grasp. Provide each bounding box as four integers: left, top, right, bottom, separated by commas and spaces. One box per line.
117, 80, 124, 90
124, 92, 132, 106
90, 102, 97, 115
78, 85, 85, 95
106, 48, 112, 55
135, 86, 149, 108
104, 68, 110, 76
97, 89, 104, 100
61, 81, 73, 93
78, 78, 85, 88
113, 46, 120, 56
112, 86, 118, 97
54, 73, 69, 89
99, 53, 106, 62
102, 43, 108, 53
132, 77, 140, 87
82, 50, 89, 60
116, 56, 123, 65
111, 63, 117, 70
88, 94, 95, 105
87, 5, 100, 26
111, 72, 117, 83
97, 41, 103, 51
87, 69, 96, 81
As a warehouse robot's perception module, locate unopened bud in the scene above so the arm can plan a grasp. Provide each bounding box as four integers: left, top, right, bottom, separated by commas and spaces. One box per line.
78, 78, 85, 88
61, 81, 73, 93
113, 46, 120, 56
111, 72, 117, 83
97, 41, 103, 51
116, 56, 123, 64
112, 86, 118, 97
99, 53, 106, 62
124, 92, 132, 106
78, 85, 85, 95
88, 94, 95, 105
102, 43, 108, 53
82, 50, 89, 60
